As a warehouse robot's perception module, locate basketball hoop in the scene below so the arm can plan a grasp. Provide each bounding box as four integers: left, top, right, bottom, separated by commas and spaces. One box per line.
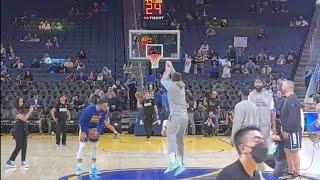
149, 54, 161, 69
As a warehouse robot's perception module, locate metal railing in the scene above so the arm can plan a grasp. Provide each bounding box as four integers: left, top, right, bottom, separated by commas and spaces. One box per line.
304, 4, 320, 99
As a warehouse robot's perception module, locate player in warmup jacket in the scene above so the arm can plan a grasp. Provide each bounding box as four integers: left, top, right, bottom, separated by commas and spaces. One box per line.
75, 99, 119, 175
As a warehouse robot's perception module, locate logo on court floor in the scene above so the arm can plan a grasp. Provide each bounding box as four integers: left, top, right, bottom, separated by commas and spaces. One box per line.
59, 168, 320, 180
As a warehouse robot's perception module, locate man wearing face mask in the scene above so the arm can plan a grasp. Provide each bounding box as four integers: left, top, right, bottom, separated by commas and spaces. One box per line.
217, 126, 268, 180
249, 77, 276, 147
280, 80, 302, 176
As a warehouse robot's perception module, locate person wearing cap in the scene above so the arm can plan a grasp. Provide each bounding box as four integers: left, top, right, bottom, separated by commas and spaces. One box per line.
161, 61, 188, 176
231, 86, 259, 144
75, 99, 119, 175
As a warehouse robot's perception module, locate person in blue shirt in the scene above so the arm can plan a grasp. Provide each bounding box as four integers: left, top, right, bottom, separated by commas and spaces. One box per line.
75, 99, 119, 175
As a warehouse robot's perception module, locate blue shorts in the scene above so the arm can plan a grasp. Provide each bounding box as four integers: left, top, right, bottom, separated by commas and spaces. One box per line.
284, 131, 302, 151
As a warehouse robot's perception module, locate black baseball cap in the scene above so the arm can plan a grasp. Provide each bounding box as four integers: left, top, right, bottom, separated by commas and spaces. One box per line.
240, 86, 250, 96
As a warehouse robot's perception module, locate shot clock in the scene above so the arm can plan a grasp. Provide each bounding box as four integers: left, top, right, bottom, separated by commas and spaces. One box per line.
143, 0, 165, 20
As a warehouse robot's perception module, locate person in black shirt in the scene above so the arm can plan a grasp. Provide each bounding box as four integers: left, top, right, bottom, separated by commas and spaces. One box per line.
51, 94, 71, 147
125, 74, 137, 110
280, 80, 302, 176
217, 126, 267, 180
137, 91, 159, 143
6, 97, 34, 168
203, 91, 220, 122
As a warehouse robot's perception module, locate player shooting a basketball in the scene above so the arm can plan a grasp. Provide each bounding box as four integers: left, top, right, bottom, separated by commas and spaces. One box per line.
75, 99, 119, 175
161, 61, 188, 176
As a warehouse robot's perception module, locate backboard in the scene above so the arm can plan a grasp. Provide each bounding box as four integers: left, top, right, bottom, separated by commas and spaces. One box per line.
129, 30, 180, 60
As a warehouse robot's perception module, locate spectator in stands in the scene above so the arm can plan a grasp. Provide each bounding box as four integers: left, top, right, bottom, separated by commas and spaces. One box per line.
112, 80, 125, 92
194, 53, 205, 75
1, 43, 6, 57
296, 16, 308, 27
100, 2, 108, 12
88, 89, 101, 105
221, 59, 231, 78
71, 95, 84, 112
246, 59, 256, 74
87, 71, 96, 81
23, 70, 33, 82
256, 50, 267, 67
38, 105, 52, 135
27, 93, 43, 110
205, 25, 216, 36
286, 50, 295, 64
1, 60, 7, 74
96, 73, 104, 82
75, 59, 85, 70
76, 72, 86, 82
236, 48, 246, 65
224, 111, 233, 136
102, 66, 112, 78
257, 28, 266, 40
42, 20, 51, 31
277, 55, 286, 65
45, 39, 53, 49
12, 57, 23, 70
64, 57, 74, 69
77, 49, 86, 60
290, 17, 297, 27
21, 33, 32, 42
186, 89, 196, 135
233, 64, 244, 74
277, 74, 286, 87
7, 46, 15, 60
221, 18, 228, 27
92, 2, 100, 13
123, 62, 132, 80
42, 53, 51, 64
202, 111, 219, 137
53, 36, 59, 48
59, 64, 68, 73
261, 65, 272, 74
31, 59, 40, 68
268, 53, 276, 63
15, 75, 22, 86
275, 91, 285, 119
125, 74, 137, 110
249, 4, 256, 13
184, 53, 193, 74
105, 87, 115, 99
200, 41, 209, 54
226, 45, 236, 64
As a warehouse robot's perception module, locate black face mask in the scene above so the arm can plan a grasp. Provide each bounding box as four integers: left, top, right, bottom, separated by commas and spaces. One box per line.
244, 142, 268, 163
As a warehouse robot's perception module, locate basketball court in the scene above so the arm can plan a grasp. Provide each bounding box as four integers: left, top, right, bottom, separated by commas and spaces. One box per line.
1, 134, 319, 179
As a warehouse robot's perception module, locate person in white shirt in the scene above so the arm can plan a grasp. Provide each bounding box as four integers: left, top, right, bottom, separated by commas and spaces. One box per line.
183, 53, 193, 74
200, 41, 209, 55
221, 59, 231, 78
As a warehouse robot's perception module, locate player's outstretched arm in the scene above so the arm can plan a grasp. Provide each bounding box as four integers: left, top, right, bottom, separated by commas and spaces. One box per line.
104, 118, 119, 135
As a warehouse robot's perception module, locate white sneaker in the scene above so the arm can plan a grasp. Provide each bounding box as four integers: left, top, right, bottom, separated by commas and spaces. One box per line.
21, 161, 29, 169
5, 160, 17, 168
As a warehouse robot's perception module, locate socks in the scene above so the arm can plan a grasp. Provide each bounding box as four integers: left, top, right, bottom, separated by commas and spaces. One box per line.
169, 153, 176, 163
176, 156, 183, 165
77, 163, 82, 167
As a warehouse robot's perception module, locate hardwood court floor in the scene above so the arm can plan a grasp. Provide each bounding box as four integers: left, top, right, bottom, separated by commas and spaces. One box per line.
1, 134, 319, 179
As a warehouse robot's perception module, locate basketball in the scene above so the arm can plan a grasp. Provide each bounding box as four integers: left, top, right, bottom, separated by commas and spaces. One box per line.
89, 128, 99, 140
135, 92, 142, 100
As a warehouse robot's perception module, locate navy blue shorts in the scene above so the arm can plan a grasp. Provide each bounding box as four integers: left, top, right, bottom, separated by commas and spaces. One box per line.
284, 131, 302, 151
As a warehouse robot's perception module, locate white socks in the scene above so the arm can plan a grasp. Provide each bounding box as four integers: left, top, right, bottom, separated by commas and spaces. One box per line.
169, 153, 176, 163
